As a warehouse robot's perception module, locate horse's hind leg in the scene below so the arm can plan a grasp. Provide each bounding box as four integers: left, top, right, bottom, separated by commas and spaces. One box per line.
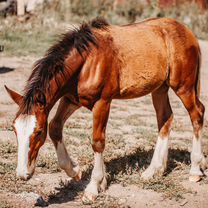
49, 97, 81, 180
173, 88, 206, 182
141, 83, 173, 180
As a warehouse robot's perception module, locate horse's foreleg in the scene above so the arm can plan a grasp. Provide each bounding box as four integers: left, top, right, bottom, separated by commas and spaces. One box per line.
82, 99, 110, 204
141, 84, 173, 180
49, 97, 81, 180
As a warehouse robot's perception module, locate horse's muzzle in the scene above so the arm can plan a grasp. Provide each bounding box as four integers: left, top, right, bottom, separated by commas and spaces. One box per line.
16, 167, 34, 180
16, 172, 31, 180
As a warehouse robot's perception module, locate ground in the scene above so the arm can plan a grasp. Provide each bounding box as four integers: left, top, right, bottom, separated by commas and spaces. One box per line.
0, 40, 208, 208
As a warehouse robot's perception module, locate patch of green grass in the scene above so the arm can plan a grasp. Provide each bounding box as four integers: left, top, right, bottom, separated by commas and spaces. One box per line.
0, 17, 61, 56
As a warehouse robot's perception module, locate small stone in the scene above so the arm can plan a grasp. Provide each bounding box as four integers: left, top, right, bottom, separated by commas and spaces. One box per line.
189, 175, 201, 182
35, 196, 48, 207
118, 198, 126, 205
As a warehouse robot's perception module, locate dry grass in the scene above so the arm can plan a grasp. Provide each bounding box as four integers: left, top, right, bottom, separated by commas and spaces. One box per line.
0, 202, 12, 208
1, 93, 207, 202
0, 97, 207, 206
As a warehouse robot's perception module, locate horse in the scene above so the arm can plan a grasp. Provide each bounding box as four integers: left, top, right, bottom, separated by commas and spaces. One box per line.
5, 17, 207, 204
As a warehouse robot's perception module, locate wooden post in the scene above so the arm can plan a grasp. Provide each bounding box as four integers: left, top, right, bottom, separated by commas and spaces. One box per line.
17, 0, 25, 16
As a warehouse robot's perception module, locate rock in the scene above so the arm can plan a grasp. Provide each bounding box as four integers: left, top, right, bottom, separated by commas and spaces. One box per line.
35, 196, 48, 207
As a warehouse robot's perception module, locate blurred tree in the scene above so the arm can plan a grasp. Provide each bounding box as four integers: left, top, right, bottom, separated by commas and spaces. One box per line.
158, 0, 207, 9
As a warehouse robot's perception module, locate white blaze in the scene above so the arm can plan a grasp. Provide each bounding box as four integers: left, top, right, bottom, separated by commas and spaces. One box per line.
14, 115, 36, 178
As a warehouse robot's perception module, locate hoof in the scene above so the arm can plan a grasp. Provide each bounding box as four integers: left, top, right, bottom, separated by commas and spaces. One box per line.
82, 192, 97, 205
189, 175, 201, 182
141, 168, 154, 180
73, 169, 82, 182
141, 166, 164, 180
99, 177, 107, 192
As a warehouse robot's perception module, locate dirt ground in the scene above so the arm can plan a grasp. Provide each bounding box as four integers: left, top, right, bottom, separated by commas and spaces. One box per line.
0, 40, 208, 208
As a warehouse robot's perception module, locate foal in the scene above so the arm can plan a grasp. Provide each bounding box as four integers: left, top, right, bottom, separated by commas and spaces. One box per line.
5, 17, 206, 203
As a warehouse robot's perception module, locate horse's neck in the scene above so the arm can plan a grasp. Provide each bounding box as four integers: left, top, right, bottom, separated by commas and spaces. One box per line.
45, 49, 84, 111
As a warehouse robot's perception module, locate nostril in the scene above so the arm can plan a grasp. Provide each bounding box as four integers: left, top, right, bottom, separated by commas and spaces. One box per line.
17, 173, 31, 181
16, 166, 34, 180
26, 173, 32, 180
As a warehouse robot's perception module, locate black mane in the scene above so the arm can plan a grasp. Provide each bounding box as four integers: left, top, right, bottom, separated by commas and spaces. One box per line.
19, 17, 109, 114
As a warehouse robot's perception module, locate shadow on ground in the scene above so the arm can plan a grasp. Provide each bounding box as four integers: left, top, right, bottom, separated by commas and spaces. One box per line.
46, 147, 190, 205
0, 67, 14, 74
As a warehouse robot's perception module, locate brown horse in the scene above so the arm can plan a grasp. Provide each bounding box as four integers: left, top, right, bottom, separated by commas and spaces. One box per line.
5, 17, 207, 203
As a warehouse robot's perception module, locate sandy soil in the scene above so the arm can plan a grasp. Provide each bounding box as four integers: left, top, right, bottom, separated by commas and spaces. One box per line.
0, 40, 208, 208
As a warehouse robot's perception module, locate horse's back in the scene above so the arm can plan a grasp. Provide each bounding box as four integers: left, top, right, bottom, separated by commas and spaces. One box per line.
107, 18, 199, 99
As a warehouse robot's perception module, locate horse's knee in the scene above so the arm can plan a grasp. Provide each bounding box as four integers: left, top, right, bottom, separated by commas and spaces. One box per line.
92, 140, 105, 153
197, 100, 205, 121
191, 103, 204, 136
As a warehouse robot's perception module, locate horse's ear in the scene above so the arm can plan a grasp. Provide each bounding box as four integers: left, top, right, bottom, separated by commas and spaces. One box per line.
4, 85, 23, 106
34, 89, 46, 109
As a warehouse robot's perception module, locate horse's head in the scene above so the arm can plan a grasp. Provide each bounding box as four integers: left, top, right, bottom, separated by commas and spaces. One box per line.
5, 86, 48, 180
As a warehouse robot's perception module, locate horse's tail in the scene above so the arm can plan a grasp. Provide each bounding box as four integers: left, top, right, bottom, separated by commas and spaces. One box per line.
195, 46, 201, 98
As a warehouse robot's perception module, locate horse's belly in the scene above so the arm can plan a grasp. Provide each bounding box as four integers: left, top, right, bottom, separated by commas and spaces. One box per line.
117, 45, 168, 98
119, 64, 167, 99
113, 28, 169, 99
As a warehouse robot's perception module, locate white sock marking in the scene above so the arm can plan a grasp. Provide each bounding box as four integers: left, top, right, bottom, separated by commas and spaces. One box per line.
85, 153, 105, 195
151, 136, 169, 168
141, 136, 168, 179
190, 134, 203, 175
56, 141, 78, 177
